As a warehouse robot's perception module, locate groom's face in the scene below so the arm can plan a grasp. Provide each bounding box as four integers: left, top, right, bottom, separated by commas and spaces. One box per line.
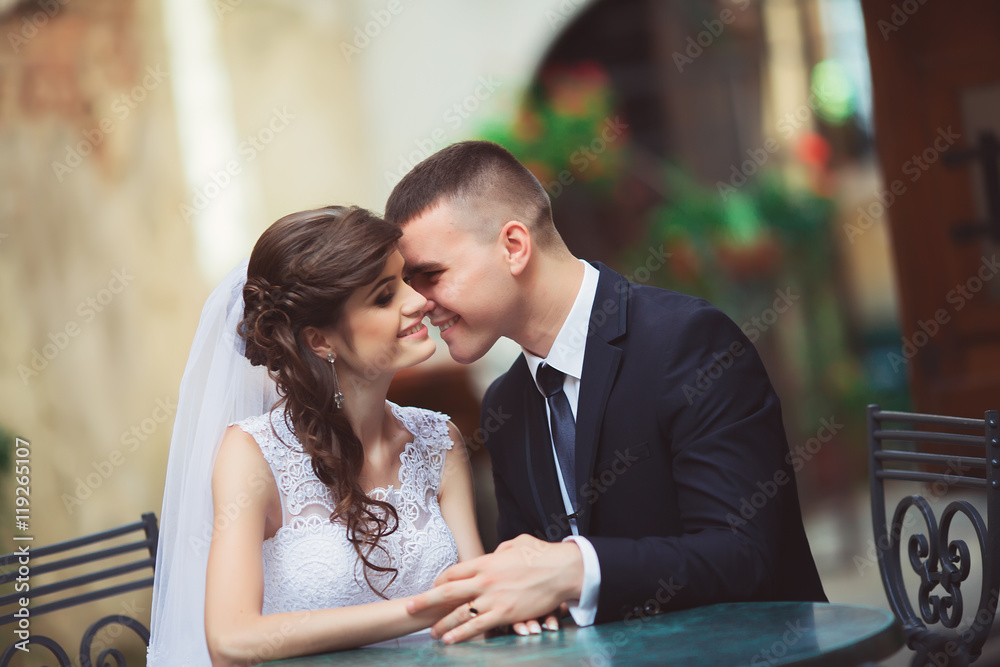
398, 199, 512, 364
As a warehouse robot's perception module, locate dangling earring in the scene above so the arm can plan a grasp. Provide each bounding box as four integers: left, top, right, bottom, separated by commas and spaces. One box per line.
327, 352, 345, 409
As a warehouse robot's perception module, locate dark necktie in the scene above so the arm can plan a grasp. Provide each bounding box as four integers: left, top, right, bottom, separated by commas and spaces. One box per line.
536, 363, 578, 515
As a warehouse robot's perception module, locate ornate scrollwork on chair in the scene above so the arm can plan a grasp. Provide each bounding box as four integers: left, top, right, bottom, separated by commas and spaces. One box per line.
79, 614, 152, 667
0, 513, 158, 666
869, 405, 1000, 667
0, 615, 150, 667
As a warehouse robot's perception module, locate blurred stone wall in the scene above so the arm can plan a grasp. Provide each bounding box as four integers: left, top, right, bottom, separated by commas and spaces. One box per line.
0, 0, 203, 650
214, 2, 376, 224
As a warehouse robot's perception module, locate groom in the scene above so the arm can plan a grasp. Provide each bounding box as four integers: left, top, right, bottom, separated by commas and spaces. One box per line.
385, 141, 826, 643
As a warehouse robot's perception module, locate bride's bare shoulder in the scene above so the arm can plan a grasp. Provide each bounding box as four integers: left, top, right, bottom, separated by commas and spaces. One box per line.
213, 425, 274, 485
211, 425, 281, 534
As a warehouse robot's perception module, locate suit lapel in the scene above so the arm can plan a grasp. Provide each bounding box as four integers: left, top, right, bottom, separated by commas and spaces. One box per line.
574, 263, 628, 536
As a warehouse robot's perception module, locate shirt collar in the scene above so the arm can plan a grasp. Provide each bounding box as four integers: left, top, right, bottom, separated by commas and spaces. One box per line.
523, 260, 600, 386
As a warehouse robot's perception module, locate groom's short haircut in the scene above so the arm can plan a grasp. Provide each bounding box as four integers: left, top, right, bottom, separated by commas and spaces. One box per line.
385, 140, 560, 248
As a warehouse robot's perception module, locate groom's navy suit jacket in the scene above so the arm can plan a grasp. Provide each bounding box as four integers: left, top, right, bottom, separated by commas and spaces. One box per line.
481, 263, 827, 623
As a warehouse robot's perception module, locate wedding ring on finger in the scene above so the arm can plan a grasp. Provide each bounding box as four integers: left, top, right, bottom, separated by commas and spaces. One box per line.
467, 603, 479, 618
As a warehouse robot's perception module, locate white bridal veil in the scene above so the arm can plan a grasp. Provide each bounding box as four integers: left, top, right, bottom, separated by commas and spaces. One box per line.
147, 259, 280, 665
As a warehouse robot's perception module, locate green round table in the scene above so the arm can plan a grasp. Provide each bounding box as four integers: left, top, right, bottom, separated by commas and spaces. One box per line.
264, 601, 904, 666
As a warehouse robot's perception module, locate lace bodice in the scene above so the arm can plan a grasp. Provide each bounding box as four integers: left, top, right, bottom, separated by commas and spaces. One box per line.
234, 402, 459, 616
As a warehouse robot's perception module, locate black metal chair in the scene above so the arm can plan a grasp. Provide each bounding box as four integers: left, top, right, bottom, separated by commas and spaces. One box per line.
868, 404, 1000, 667
0, 512, 158, 667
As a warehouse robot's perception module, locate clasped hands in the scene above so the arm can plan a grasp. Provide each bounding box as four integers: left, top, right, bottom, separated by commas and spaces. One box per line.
405, 534, 584, 644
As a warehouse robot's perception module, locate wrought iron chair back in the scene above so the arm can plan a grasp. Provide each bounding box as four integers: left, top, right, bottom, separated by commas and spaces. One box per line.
0, 512, 158, 667
868, 404, 1000, 667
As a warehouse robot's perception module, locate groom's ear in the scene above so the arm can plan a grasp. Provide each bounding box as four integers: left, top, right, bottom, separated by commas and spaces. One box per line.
499, 220, 531, 276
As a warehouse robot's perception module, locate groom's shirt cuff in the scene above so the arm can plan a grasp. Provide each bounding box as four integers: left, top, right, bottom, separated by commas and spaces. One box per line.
563, 535, 600, 626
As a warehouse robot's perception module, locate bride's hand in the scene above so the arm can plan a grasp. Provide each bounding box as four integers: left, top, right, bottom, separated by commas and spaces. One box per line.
511, 603, 569, 636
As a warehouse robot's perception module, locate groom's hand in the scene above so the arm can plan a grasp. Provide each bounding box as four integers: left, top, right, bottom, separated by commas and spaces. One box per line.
405, 534, 584, 644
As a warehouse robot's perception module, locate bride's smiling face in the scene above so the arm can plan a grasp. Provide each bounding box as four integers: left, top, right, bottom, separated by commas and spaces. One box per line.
328, 251, 435, 379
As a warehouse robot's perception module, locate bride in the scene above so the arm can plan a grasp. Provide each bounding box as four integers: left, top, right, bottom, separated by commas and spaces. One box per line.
148, 205, 486, 665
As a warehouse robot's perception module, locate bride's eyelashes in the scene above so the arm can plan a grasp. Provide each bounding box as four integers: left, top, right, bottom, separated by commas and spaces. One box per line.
375, 290, 395, 307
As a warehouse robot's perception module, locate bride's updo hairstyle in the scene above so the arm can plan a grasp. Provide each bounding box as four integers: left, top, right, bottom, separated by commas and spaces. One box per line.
238, 205, 402, 596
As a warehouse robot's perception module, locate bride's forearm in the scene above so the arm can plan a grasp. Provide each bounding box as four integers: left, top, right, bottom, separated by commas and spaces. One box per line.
208, 595, 443, 666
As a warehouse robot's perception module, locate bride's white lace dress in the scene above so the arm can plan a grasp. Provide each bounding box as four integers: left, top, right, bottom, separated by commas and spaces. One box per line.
233, 401, 459, 634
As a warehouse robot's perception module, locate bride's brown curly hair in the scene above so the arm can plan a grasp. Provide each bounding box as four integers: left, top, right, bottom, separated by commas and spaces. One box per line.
238, 205, 402, 597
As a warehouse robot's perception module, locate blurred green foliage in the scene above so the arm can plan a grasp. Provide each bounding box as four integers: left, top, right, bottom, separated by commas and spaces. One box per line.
479, 62, 628, 196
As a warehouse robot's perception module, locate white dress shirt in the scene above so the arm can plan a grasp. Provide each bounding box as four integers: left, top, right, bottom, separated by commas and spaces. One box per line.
521, 259, 601, 627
